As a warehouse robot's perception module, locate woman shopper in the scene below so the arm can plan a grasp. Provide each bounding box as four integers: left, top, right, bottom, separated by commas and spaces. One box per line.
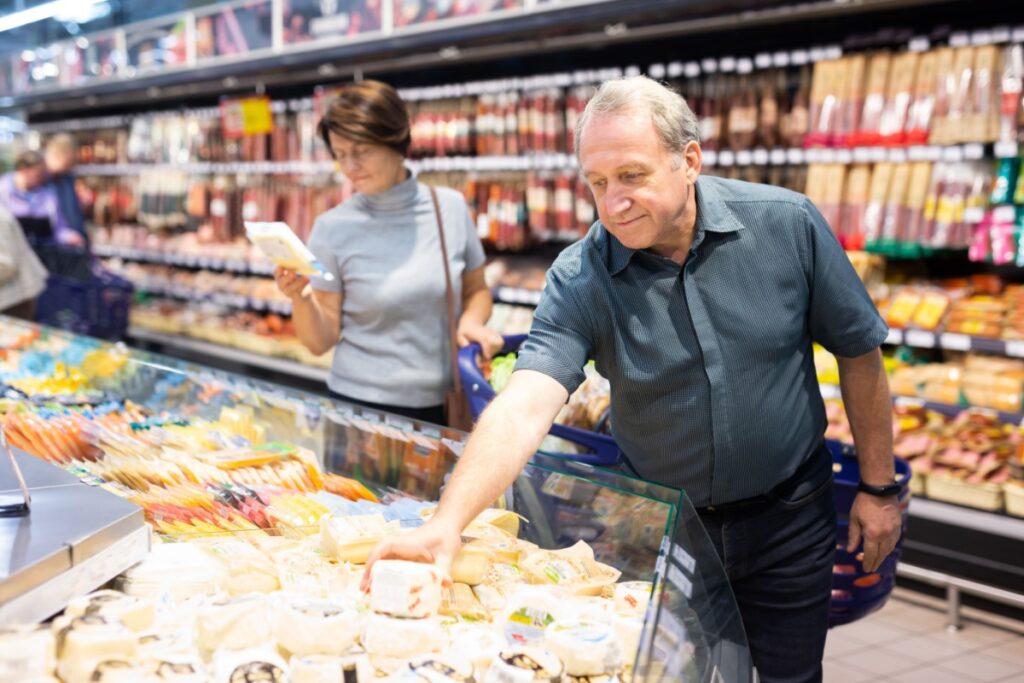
0, 203, 48, 320
275, 80, 502, 426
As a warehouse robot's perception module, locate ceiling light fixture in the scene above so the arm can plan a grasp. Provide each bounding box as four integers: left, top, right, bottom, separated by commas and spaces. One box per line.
0, 0, 106, 34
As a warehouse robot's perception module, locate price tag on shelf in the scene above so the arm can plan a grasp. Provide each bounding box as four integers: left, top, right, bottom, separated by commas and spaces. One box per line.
809, 47, 825, 62
770, 149, 787, 165
804, 148, 821, 163
970, 30, 992, 46
718, 150, 735, 167
963, 143, 984, 160
755, 53, 772, 69
884, 329, 903, 345
385, 416, 415, 432
853, 147, 871, 163
736, 150, 752, 166
963, 207, 986, 224
718, 56, 736, 72
772, 51, 790, 68
752, 148, 769, 165
942, 145, 964, 163
888, 148, 907, 163
820, 148, 837, 163
908, 37, 930, 52
703, 150, 718, 167
786, 148, 804, 165
1006, 341, 1024, 358
870, 147, 887, 162
701, 58, 718, 73
991, 27, 1011, 43
836, 149, 852, 164
993, 206, 1017, 223
905, 330, 936, 348
995, 141, 1019, 159
684, 62, 700, 79
667, 565, 693, 599
894, 396, 926, 409
648, 63, 666, 79
939, 333, 971, 352
671, 544, 697, 574
950, 32, 969, 48
665, 61, 682, 78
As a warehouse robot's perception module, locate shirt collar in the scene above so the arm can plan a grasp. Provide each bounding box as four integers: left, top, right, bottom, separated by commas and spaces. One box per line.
607, 175, 746, 276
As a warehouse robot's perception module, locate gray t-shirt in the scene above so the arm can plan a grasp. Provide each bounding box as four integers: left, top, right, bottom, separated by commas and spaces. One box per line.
308, 169, 486, 407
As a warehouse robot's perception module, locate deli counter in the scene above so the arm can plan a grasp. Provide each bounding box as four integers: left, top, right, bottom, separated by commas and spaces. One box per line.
0, 316, 753, 682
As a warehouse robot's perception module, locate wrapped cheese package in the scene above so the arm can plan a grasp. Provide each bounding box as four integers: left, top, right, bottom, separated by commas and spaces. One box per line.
370, 559, 444, 618
290, 655, 373, 683
275, 597, 362, 656
0, 624, 56, 680
196, 594, 274, 652
545, 620, 624, 676
519, 542, 621, 596
150, 659, 208, 683
447, 623, 506, 676
55, 616, 138, 683
244, 221, 333, 280
64, 589, 156, 632
137, 630, 198, 661
320, 514, 401, 564
118, 542, 229, 601
612, 581, 653, 618
500, 585, 567, 646
483, 647, 564, 683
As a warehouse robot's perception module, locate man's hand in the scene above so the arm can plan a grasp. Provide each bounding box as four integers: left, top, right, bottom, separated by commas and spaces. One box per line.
457, 320, 504, 359
274, 266, 311, 301
360, 518, 463, 592
847, 492, 901, 572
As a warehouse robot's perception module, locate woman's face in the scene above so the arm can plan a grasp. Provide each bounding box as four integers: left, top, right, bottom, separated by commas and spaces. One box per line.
328, 131, 406, 195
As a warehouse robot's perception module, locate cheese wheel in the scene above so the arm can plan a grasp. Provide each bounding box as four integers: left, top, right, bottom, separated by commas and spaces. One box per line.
276, 597, 361, 657
65, 589, 156, 632
405, 654, 475, 681
612, 582, 652, 618
0, 624, 56, 680
289, 655, 344, 683
137, 630, 198, 661
212, 649, 288, 683
482, 647, 564, 683
500, 586, 565, 647
152, 659, 208, 683
88, 659, 162, 682
118, 543, 228, 601
196, 594, 273, 652
613, 616, 643, 667
447, 623, 505, 676
362, 613, 444, 660
370, 560, 443, 618
55, 616, 138, 683
544, 621, 623, 676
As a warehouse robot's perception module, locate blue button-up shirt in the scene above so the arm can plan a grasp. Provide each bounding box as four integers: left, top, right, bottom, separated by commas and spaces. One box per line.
515, 175, 887, 507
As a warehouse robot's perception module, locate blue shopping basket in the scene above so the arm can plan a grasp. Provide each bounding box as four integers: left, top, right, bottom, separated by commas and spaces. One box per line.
458, 334, 912, 626
35, 267, 134, 340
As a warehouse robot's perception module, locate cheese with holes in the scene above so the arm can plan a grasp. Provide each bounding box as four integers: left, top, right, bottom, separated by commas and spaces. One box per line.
370, 560, 443, 618
276, 597, 361, 656
64, 590, 155, 632
55, 616, 138, 683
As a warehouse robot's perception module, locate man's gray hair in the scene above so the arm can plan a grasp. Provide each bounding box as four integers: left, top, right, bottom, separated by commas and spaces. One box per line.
574, 75, 700, 160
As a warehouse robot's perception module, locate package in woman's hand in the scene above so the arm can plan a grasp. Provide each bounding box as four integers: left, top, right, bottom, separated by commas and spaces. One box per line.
244, 221, 334, 280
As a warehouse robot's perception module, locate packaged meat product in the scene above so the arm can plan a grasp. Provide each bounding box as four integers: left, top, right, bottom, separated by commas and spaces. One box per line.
906, 50, 939, 145
855, 52, 892, 147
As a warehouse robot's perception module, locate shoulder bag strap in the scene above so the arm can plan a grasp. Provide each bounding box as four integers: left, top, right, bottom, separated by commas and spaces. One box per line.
429, 187, 461, 386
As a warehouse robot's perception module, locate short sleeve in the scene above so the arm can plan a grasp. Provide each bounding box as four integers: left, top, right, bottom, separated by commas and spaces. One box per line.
462, 202, 486, 271
803, 197, 888, 357
307, 216, 343, 294
514, 264, 593, 396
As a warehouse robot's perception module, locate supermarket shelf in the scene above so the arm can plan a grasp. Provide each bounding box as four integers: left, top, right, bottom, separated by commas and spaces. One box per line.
493, 286, 543, 307
77, 154, 579, 177
126, 327, 328, 383
819, 383, 1024, 425
76, 143, 1012, 177
134, 287, 293, 316
909, 498, 1024, 542
96, 245, 275, 277
884, 328, 1024, 359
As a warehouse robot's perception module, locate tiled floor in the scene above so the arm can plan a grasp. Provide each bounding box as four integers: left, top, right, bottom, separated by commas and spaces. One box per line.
824, 590, 1024, 682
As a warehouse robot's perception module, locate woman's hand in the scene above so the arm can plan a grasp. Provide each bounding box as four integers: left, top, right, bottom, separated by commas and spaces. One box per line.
457, 320, 504, 359
274, 267, 311, 301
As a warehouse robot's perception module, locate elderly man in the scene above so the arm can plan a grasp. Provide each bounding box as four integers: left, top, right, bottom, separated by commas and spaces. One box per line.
0, 150, 84, 247
366, 76, 900, 683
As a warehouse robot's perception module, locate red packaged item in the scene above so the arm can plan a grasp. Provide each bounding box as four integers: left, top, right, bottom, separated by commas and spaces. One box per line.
836, 55, 866, 148
879, 52, 918, 146
854, 52, 892, 147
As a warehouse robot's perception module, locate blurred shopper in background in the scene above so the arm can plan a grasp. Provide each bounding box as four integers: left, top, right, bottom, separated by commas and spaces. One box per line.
0, 203, 48, 319
0, 150, 84, 248
45, 134, 89, 248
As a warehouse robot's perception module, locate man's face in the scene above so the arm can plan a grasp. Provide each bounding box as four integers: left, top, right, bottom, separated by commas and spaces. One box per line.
46, 148, 74, 174
579, 109, 694, 255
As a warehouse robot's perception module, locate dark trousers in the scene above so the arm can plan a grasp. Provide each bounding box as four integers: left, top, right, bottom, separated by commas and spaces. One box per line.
328, 390, 446, 427
697, 444, 836, 683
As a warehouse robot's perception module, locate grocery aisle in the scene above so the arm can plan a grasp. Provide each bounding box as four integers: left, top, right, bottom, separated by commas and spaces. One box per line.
824, 590, 1024, 682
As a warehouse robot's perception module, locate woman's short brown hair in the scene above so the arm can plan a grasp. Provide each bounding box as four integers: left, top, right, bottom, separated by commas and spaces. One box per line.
317, 80, 411, 157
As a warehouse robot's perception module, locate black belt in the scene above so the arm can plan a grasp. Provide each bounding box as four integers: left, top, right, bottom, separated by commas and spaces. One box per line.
697, 441, 830, 514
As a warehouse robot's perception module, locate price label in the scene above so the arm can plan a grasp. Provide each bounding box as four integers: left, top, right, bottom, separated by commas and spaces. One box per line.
888, 148, 907, 163
963, 143, 984, 160
895, 396, 926, 409
908, 37, 930, 52
995, 141, 1019, 159
940, 333, 971, 351
820, 148, 837, 163
963, 207, 986, 224
736, 150, 752, 166
885, 329, 903, 345
994, 206, 1017, 224
772, 51, 790, 67
770, 149, 787, 165
870, 147, 887, 162
667, 564, 693, 599
1005, 341, 1024, 358
905, 330, 936, 348
942, 146, 964, 163
385, 416, 415, 432
836, 149, 852, 164
786, 148, 804, 165
718, 150, 735, 167
853, 147, 871, 163
220, 95, 274, 139
671, 544, 697, 573
703, 150, 718, 167
755, 53, 772, 69
752, 148, 769, 165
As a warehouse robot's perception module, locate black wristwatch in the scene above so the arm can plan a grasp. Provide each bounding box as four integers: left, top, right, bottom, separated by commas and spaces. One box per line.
857, 480, 902, 498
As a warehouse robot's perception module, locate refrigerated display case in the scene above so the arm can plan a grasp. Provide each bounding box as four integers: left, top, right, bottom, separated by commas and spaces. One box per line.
0, 315, 752, 682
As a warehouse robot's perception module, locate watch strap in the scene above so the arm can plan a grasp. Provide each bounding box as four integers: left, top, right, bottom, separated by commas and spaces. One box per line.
857, 480, 902, 498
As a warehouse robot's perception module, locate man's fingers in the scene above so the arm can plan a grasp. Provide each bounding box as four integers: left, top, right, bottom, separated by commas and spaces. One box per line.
846, 516, 862, 553
861, 539, 881, 572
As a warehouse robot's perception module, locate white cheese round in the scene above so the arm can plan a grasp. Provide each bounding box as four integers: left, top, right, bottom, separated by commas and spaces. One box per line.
370, 560, 444, 618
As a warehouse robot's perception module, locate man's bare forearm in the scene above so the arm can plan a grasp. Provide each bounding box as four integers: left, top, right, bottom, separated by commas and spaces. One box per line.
432, 371, 566, 532
837, 348, 894, 485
